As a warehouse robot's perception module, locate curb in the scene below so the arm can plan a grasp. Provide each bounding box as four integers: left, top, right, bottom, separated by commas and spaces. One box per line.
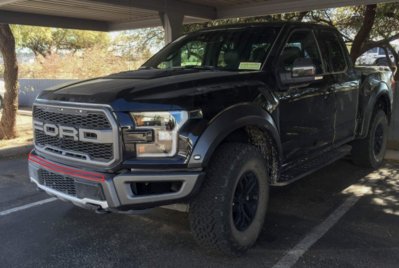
0, 144, 33, 159
18, 110, 32, 116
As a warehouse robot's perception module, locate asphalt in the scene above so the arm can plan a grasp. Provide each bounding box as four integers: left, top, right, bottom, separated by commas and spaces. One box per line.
1, 156, 399, 268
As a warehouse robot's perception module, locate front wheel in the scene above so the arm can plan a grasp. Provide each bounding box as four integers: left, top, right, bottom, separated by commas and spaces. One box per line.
352, 110, 388, 168
189, 143, 269, 256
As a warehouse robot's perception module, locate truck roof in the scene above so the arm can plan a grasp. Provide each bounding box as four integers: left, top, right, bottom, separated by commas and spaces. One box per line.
195, 21, 335, 32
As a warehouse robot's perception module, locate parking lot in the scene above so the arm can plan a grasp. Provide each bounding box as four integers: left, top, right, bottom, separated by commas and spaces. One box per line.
1, 155, 399, 268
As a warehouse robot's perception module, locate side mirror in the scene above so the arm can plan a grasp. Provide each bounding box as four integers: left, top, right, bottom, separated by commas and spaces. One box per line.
279, 58, 318, 86
292, 58, 316, 77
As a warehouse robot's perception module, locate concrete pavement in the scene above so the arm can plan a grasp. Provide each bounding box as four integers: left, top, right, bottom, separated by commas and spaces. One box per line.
1, 156, 399, 267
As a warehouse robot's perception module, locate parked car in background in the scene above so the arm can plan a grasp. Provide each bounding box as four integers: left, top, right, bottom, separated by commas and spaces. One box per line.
0, 80, 5, 110
356, 47, 395, 66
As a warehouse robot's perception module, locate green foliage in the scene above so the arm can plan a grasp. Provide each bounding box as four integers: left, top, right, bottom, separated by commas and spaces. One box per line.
11, 25, 109, 57
10, 26, 163, 79
12, 25, 52, 57
112, 27, 164, 61
372, 3, 399, 39
183, 12, 308, 33
18, 46, 138, 79
307, 3, 399, 42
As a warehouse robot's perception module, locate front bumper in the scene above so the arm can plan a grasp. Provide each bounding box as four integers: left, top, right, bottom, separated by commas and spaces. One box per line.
28, 152, 203, 211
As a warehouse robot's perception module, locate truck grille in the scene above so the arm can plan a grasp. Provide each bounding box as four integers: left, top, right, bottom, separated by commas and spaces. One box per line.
33, 103, 119, 167
33, 106, 111, 129
38, 169, 76, 196
35, 131, 114, 160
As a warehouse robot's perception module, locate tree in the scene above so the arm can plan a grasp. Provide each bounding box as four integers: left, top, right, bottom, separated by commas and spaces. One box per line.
12, 25, 52, 57
112, 27, 164, 61
112, 13, 309, 61
350, 4, 377, 62
183, 12, 309, 33
308, 3, 399, 79
0, 24, 18, 139
51, 28, 110, 52
12, 25, 110, 57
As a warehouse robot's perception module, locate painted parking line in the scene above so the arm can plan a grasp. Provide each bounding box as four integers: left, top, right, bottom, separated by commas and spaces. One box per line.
272, 195, 360, 268
0, 198, 57, 217
272, 168, 386, 268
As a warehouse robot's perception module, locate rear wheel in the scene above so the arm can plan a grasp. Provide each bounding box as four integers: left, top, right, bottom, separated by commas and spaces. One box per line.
352, 110, 388, 168
189, 143, 269, 256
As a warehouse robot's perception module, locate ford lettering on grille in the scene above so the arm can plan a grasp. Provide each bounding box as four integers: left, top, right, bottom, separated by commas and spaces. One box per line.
33, 104, 119, 167
34, 121, 113, 143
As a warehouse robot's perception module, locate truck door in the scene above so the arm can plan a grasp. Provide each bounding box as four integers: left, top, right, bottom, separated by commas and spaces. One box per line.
276, 29, 335, 162
315, 30, 359, 145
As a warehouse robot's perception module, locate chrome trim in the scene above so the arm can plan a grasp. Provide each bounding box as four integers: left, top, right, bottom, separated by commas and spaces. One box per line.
113, 173, 200, 205
33, 101, 120, 168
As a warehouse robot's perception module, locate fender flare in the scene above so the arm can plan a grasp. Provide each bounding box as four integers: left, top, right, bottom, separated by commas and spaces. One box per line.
187, 103, 282, 169
359, 83, 392, 138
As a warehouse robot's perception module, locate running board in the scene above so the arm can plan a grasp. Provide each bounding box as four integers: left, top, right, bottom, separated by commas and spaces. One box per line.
275, 145, 352, 186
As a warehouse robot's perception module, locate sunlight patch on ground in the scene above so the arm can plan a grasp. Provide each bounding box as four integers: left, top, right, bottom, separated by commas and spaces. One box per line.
343, 165, 399, 214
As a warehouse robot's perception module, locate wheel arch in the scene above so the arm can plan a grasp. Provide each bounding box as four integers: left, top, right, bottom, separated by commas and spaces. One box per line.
188, 103, 282, 182
359, 82, 392, 138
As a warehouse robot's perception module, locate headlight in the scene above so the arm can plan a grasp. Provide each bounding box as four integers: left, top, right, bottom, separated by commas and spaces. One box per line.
128, 111, 188, 157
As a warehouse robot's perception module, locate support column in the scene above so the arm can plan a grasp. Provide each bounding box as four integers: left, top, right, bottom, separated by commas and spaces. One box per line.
159, 11, 184, 44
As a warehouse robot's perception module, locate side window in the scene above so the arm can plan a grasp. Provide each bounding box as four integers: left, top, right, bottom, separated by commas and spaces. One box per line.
217, 32, 274, 70
279, 30, 323, 74
158, 41, 206, 69
316, 31, 347, 73
218, 42, 237, 69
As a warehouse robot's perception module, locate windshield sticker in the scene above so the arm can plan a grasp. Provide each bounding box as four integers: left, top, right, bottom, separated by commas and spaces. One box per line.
239, 62, 262, 70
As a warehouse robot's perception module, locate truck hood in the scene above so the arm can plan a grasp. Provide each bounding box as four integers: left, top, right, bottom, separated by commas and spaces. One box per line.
37, 69, 261, 111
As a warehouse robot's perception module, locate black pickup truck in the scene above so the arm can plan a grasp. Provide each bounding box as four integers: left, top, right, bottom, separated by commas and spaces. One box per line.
28, 22, 393, 255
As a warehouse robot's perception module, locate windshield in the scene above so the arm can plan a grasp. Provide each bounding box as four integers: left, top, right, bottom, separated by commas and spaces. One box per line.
142, 26, 280, 72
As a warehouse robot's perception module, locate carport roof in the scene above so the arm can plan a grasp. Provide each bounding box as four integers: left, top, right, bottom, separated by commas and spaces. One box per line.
0, 0, 395, 31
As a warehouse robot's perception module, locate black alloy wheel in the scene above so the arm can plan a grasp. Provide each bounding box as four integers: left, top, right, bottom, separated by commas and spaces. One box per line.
232, 171, 259, 231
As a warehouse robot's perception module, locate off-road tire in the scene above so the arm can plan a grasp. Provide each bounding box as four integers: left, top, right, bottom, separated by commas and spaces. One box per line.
352, 110, 388, 168
189, 142, 269, 256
